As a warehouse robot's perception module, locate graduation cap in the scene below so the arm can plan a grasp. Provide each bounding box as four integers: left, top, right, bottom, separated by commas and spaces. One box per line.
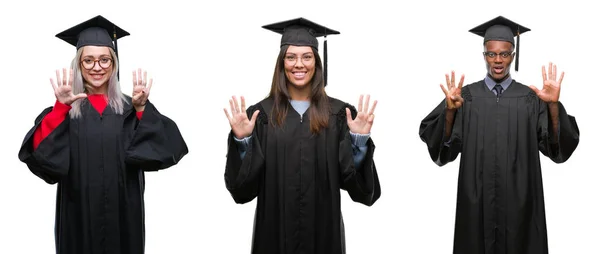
262, 17, 340, 86
469, 16, 530, 71
56, 15, 129, 78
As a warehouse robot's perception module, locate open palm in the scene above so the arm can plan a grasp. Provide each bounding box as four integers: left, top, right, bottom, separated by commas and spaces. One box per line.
346, 94, 377, 134
50, 68, 87, 105
224, 96, 259, 139
530, 62, 563, 103
440, 71, 464, 110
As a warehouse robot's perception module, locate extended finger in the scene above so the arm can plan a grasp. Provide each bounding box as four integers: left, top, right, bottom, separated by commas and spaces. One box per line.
346, 108, 353, 123
56, 70, 62, 87
458, 74, 465, 89
445, 73, 451, 90
223, 108, 232, 121
529, 85, 540, 95
363, 94, 370, 113
146, 78, 153, 94
137, 68, 143, 86
357, 94, 364, 112
558, 72, 564, 85
440, 84, 449, 96
451, 71, 455, 87
229, 99, 236, 115
50, 78, 58, 91
542, 65, 547, 82
132, 70, 137, 88
241, 96, 247, 113
143, 70, 148, 87
74, 93, 88, 101
250, 110, 260, 124
368, 100, 378, 115
552, 63, 557, 81
68, 69, 74, 87
233, 96, 241, 113
62, 68, 67, 86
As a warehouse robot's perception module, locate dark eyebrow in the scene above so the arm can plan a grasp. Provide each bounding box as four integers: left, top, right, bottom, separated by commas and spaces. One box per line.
285, 52, 314, 56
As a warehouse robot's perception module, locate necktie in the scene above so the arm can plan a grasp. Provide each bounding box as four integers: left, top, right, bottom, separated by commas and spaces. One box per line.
493, 84, 504, 96
493, 84, 503, 102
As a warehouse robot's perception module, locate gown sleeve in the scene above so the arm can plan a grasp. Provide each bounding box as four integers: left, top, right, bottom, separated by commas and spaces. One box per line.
338, 104, 381, 206
18, 101, 71, 184
537, 99, 580, 163
224, 104, 266, 204
419, 97, 463, 166
124, 101, 188, 171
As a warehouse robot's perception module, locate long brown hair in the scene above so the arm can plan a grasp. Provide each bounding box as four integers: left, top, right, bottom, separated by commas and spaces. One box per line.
268, 45, 330, 134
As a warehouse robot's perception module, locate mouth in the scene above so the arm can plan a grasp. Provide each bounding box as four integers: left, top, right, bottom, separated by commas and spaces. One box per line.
292, 71, 307, 79
90, 74, 106, 80
493, 66, 504, 74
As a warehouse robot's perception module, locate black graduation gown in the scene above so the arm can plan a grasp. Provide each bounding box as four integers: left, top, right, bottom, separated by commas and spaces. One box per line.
225, 97, 381, 254
419, 80, 579, 254
18, 96, 188, 254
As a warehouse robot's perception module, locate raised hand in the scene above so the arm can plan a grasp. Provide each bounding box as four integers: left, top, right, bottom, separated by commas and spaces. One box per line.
50, 68, 87, 105
346, 94, 377, 134
132, 68, 153, 111
223, 96, 259, 139
529, 62, 563, 103
440, 71, 465, 110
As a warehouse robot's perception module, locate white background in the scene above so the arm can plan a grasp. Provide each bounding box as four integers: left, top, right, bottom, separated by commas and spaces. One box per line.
1, 0, 598, 253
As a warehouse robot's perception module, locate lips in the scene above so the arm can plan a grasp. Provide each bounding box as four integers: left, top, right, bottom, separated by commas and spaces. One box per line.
292, 71, 306, 79
493, 66, 504, 74
90, 74, 105, 80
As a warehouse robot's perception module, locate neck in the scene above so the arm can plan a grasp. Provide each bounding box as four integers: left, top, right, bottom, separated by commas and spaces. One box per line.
287, 83, 311, 101
86, 83, 108, 95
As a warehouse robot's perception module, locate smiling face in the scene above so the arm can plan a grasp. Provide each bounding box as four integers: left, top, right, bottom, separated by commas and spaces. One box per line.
484, 40, 514, 81
284, 45, 316, 89
80, 45, 113, 91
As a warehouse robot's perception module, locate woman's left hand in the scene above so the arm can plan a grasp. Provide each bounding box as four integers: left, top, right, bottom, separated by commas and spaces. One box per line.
132, 68, 153, 111
347, 94, 377, 134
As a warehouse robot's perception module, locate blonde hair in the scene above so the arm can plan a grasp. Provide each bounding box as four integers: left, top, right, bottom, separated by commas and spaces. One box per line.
69, 47, 128, 118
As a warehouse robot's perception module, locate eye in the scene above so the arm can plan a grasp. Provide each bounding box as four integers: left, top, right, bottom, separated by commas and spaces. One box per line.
302, 55, 313, 61
500, 52, 510, 58
82, 59, 94, 64
100, 58, 111, 63
285, 55, 296, 61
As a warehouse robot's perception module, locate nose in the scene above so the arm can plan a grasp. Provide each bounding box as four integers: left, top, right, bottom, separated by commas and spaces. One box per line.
294, 58, 304, 68
92, 61, 103, 71
493, 55, 503, 63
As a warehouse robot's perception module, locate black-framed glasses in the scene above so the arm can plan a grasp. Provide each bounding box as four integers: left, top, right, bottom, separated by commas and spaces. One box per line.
483, 51, 513, 59
80, 57, 113, 70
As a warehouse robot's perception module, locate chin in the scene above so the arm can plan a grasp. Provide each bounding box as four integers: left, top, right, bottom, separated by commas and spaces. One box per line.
287, 78, 309, 87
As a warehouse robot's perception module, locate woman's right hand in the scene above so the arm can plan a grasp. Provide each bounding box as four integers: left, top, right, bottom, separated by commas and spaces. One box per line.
223, 96, 259, 139
50, 68, 87, 105
440, 71, 464, 110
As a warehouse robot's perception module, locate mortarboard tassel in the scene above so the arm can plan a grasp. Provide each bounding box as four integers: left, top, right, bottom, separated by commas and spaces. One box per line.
113, 27, 120, 80
515, 29, 520, 72
324, 35, 328, 87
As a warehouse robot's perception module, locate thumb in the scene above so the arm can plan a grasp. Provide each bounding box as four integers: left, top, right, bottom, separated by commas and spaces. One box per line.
529, 85, 540, 94
346, 108, 353, 123
74, 93, 88, 100
132, 92, 143, 101
249, 110, 260, 124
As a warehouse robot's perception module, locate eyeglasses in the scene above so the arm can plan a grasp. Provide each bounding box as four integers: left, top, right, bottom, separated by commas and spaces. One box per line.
284, 54, 315, 64
483, 51, 513, 59
80, 57, 113, 70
